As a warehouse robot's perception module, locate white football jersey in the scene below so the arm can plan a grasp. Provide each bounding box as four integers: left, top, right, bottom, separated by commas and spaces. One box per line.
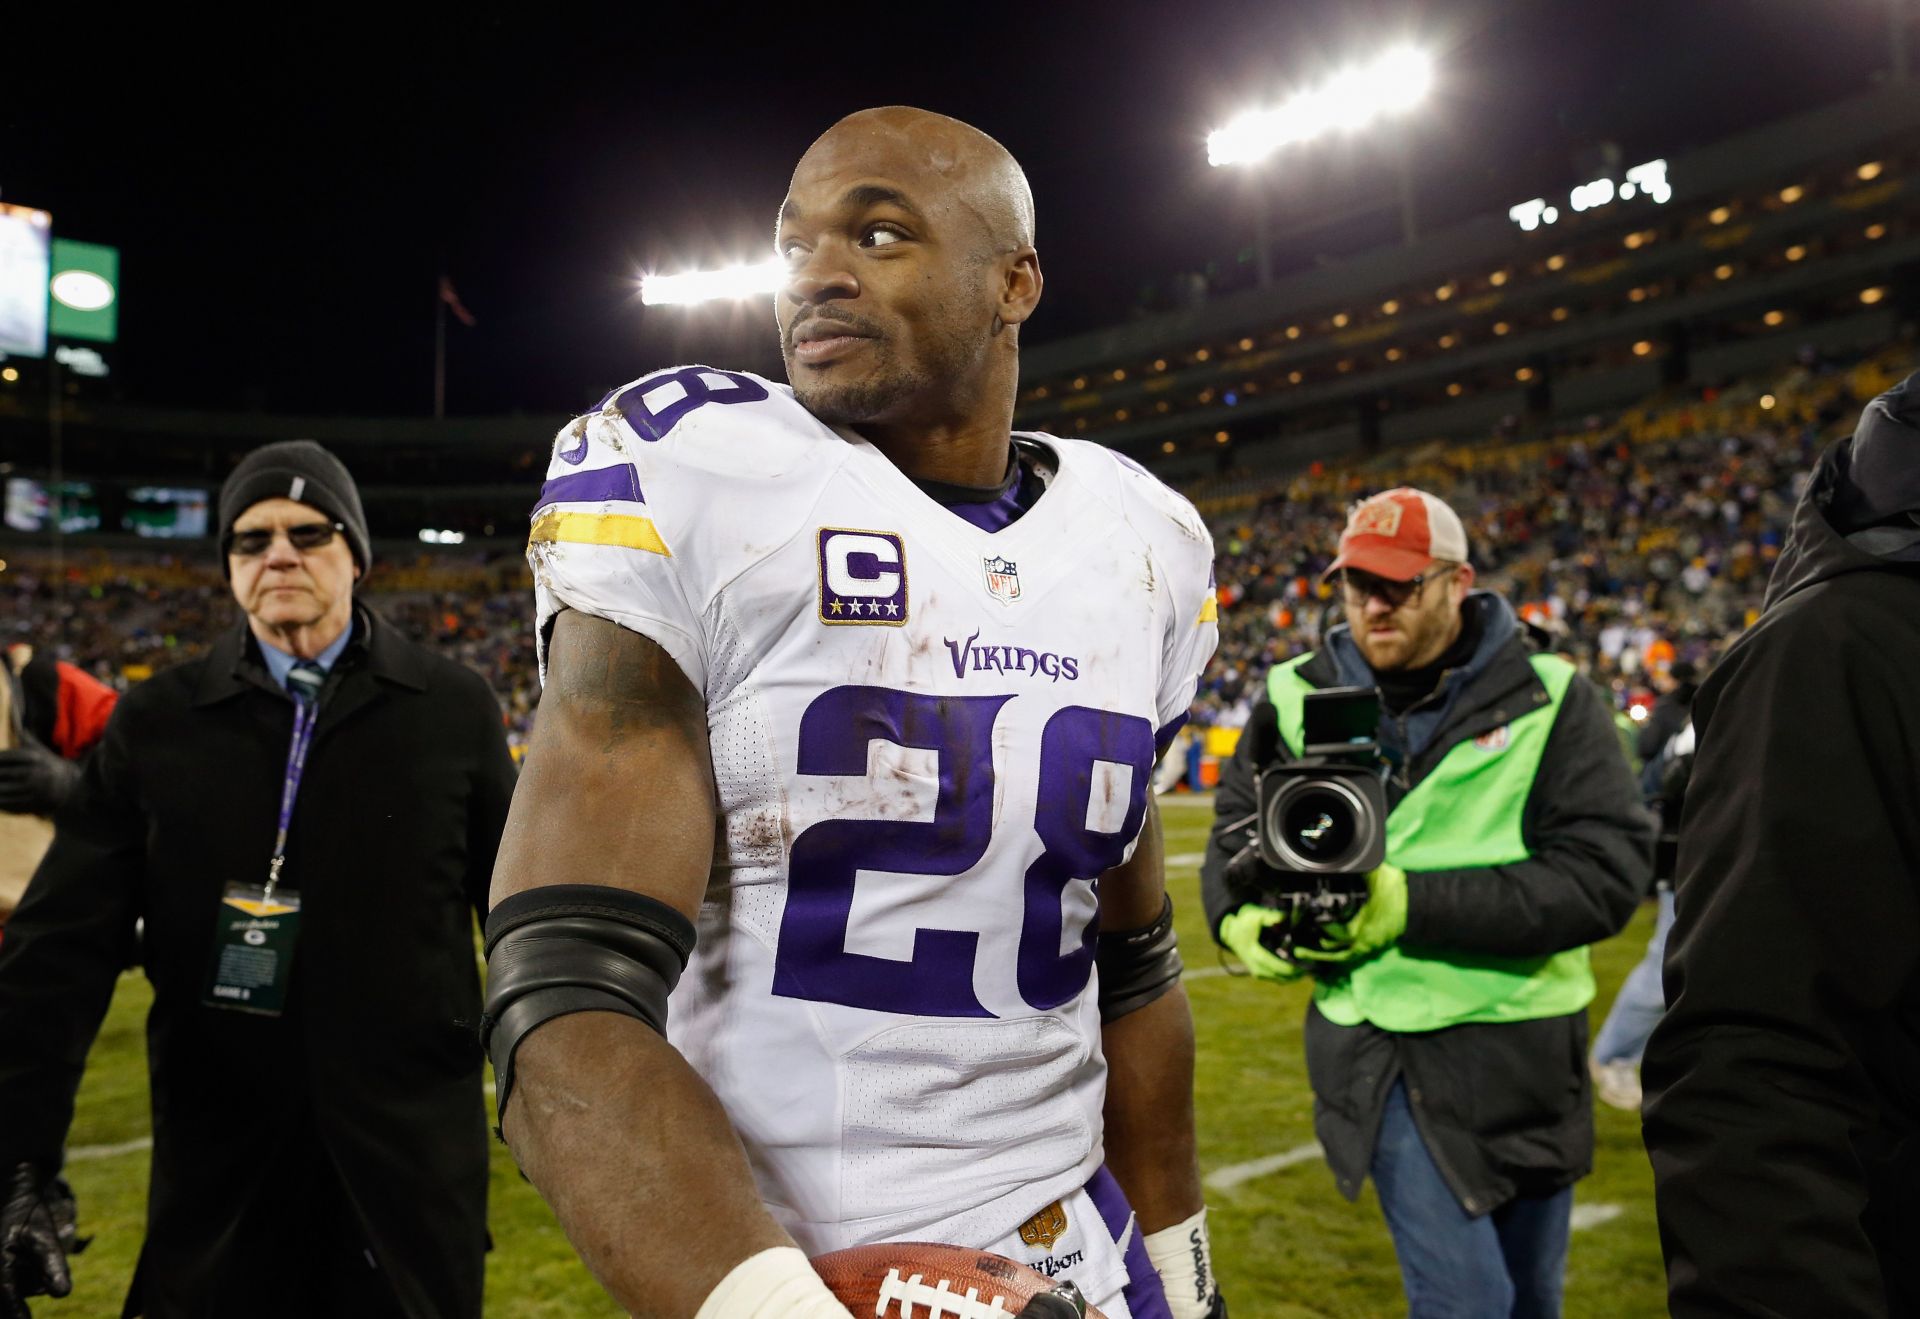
528, 366, 1218, 1255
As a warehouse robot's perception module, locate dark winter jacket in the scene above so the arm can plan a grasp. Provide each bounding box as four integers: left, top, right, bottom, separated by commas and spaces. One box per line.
0, 608, 517, 1319
1644, 374, 1920, 1318
1202, 592, 1650, 1213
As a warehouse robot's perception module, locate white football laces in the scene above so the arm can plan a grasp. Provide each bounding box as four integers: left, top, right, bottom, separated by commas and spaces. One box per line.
875, 1268, 1018, 1318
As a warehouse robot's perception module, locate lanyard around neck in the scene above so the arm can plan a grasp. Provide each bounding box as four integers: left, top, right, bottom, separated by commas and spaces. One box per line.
265, 692, 321, 900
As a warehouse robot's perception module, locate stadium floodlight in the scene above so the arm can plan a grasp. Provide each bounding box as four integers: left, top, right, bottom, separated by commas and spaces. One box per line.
640, 258, 786, 307
1206, 46, 1434, 169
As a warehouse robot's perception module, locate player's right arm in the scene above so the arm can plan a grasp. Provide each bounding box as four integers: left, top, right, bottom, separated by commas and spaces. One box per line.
487, 607, 807, 1316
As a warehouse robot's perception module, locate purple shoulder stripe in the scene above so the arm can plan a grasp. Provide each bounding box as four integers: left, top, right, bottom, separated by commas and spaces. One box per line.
534, 464, 644, 514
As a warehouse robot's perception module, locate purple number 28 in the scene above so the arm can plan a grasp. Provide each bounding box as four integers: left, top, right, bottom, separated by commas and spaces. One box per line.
772, 686, 1153, 1018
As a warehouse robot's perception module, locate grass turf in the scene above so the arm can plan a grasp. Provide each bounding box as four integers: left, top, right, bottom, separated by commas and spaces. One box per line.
53, 797, 1665, 1316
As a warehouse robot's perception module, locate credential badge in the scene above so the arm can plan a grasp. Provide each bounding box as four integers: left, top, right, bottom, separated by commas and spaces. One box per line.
818, 528, 909, 626
983, 554, 1022, 605
1018, 1201, 1068, 1252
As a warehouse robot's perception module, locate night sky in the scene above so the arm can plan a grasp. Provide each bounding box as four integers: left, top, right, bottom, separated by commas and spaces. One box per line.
5, 2, 1901, 417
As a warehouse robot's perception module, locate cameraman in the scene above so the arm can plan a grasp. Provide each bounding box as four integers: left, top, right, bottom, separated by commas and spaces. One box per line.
1201, 488, 1650, 1318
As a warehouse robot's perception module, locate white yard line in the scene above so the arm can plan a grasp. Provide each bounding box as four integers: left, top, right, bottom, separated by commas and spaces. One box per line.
1165, 852, 1207, 868
68, 1136, 152, 1162
1183, 965, 1231, 981
1571, 1202, 1625, 1232
1203, 1142, 1326, 1191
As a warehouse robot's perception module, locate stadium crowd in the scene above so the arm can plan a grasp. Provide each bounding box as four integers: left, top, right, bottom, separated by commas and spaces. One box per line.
1190, 347, 1909, 729
0, 346, 1907, 755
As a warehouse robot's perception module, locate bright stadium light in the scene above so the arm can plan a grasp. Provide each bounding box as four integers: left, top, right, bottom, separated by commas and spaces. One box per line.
1207, 46, 1434, 168
640, 258, 785, 307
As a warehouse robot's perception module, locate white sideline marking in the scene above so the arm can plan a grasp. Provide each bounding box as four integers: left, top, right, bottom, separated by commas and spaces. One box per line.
68, 1137, 151, 1163
1165, 851, 1206, 868
1183, 965, 1230, 982
1571, 1202, 1624, 1232
1204, 1141, 1325, 1191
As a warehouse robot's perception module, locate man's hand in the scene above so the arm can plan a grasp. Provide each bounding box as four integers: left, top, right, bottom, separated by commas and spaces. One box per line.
1292, 864, 1408, 965
0, 748, 81, 818
1217, 905, 1305, 982
1, 1164, 85, 1318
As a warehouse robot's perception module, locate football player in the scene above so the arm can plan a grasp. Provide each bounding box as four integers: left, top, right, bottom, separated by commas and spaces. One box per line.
486, 107, 1224, 1319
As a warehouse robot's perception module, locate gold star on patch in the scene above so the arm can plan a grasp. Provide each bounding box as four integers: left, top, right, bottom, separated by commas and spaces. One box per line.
828, 600, 843, 614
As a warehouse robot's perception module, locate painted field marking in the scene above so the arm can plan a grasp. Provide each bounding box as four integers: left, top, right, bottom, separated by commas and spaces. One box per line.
1204, 1141, 1326, 1191
1165, 851, 1207, 868
68, 1137, 152, 1163
1571, 1202, 1625, 1232
1183, 965, 1231, 982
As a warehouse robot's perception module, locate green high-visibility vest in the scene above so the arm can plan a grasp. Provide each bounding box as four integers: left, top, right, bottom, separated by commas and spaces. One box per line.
1266, 651, 1594, 1032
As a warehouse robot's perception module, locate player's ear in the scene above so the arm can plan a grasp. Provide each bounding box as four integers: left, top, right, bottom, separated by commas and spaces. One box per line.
998, 246, 1043, 329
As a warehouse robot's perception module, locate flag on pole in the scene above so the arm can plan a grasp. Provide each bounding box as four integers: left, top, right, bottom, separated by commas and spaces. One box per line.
438, 275, 477, 328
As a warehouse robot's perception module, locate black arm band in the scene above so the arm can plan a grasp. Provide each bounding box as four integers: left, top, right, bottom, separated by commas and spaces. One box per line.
1096, 895, 1184, 1023
480, 884, 697, 1125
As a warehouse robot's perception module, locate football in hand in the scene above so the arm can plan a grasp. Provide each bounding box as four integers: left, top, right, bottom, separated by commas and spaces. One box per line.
813, 1242, 1108, 1318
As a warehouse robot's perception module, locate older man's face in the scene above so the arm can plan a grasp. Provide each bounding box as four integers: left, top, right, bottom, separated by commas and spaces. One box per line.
226, 497, 357, 634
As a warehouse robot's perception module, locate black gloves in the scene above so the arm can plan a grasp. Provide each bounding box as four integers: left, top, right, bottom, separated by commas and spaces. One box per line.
0, 748, 81, 818
0, 1164, 87, 1318
1017, 1282, 1088, 1317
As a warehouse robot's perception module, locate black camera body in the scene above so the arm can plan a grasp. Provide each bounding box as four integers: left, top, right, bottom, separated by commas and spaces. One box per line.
1251, 686, 1390, 954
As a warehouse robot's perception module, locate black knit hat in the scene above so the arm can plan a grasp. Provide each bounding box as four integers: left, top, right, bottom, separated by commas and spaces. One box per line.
218, 440, 371, 574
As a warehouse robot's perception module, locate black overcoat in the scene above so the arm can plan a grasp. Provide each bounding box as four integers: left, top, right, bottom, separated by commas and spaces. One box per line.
0, 607, 517, 1318
1644, 424, 1920, 1318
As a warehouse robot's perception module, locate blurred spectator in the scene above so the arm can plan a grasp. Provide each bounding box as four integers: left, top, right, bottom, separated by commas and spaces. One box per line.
0, 643, 118, 822
0, 441, 517, 1319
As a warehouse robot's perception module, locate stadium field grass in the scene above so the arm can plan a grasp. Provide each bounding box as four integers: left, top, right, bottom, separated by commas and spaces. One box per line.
54, 797, 1665, 1317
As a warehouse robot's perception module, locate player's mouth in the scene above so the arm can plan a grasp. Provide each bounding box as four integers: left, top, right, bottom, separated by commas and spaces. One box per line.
790, 318, 877, 365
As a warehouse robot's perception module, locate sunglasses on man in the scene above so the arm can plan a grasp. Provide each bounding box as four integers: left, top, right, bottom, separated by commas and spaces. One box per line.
224, 521, 346, 558
1337, 564, 1457, 609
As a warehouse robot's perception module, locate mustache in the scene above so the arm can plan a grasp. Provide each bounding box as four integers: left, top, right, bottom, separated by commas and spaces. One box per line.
786, 311, 882, 352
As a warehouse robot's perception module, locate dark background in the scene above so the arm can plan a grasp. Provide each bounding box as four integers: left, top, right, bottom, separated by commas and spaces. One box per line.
3, 2, 1903, 416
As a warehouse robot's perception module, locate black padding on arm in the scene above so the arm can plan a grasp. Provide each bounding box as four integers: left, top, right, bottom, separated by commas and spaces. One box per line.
1096, 895, 1184, 1023
481, 884, 697, 1126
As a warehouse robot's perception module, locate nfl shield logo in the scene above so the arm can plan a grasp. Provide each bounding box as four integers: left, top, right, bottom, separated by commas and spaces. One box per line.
983, 555, 1021, 604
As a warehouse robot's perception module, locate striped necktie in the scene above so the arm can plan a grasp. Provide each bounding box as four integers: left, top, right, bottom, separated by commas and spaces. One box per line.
286, 660, 325, 707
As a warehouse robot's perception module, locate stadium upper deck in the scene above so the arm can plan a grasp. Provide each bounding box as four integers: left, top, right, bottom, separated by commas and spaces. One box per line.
1014, 84, 1920, 486
0, 86, 1914, 550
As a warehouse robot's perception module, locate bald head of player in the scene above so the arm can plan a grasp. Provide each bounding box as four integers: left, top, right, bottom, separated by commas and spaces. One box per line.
776, 106, 1042, 484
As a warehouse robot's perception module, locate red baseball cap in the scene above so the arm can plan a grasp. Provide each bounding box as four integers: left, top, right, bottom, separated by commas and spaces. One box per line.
1326, 487, 1470, 582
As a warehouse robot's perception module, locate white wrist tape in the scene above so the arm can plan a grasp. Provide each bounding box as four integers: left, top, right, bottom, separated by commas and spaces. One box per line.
694, 1246, 854, 1319
1143, 1208, 1217, 1319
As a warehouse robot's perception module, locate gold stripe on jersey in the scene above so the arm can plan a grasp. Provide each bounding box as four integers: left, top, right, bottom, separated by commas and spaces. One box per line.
1196, 592, 1219, 623
529, 510, 672, 556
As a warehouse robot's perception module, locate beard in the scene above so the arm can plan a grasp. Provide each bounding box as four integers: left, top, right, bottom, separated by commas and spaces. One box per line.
785, 315, 986, 427
1355, 604, 1456, 671
792, 346, 931, 425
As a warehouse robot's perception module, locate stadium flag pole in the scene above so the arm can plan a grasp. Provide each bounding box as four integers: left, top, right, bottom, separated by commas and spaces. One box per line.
47, 352, 64, 604
1396, 135, 1419, 245
433, 278, 446, 421
1894, 0, 1911, 81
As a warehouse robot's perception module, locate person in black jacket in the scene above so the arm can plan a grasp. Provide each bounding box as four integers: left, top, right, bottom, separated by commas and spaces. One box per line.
1201, 487, 1649, 1319
0, 441, 517, 1319
1644, 370, 1920, 1318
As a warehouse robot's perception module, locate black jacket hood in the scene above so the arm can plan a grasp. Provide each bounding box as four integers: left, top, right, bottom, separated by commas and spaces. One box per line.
1765, 368, 1920, 612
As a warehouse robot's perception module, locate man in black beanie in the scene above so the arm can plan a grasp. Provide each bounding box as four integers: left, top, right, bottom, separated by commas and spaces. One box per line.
0, 440, 517, 1318
1644, 369, 1920, 1317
